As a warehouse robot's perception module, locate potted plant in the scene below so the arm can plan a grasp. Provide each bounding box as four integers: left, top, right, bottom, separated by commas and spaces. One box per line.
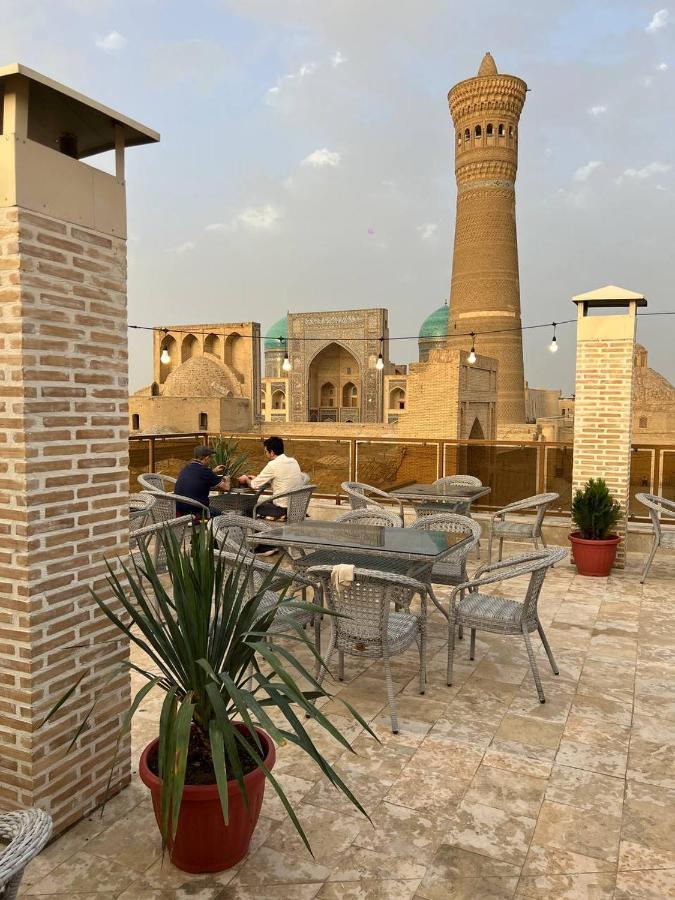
44, 526, 369, 873
209, 435, 249, 483
569, 478, 622, 576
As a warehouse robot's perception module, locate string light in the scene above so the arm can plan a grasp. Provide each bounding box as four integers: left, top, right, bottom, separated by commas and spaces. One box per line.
467, 332, 477, 365
279, 335, 291, 372
375, 336, 384, 370
549, 322, 558, 353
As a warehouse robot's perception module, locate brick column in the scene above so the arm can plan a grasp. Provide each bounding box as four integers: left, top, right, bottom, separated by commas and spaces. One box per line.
571, 288, 644, 569
0, 65, 157, 833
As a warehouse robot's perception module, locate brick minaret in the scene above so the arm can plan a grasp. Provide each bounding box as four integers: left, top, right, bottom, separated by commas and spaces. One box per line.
0, 64, 157, 831
447, 52, 527, 427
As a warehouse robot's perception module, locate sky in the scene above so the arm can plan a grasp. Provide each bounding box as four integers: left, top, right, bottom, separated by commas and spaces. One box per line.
2, 0, 675, 394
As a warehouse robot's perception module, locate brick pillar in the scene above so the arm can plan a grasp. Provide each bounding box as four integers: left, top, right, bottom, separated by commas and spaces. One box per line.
571, 287, 645, 569
0, 66, 157, 832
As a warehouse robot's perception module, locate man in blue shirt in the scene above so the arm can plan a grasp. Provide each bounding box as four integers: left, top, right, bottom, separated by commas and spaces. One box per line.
174, 445, 229, 518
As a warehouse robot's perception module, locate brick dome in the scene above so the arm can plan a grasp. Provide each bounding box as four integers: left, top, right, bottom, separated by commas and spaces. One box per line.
162, 355, 240, 398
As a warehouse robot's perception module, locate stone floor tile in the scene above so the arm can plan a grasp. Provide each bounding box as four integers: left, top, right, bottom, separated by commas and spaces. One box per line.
20, 815, 111, 886
569, 690, 633, 726
415, 844, 520, 900
216, 882, 323, 900
615, 868, 675, 898
25, 850, 139, 896
481, 740, 555, 779
442, 800, 536, 867
521, 844, 617, 877
84, 803, 161, 874
327, 847, 428, 882
494, 715, 564, 750
619, 780, 675, 869
351, 801, 447, 860
516, 872, 616, 898
261, 772, 316, 821
528, 800, 621, 865
262, 800, 363, 865
464, 764, 547, 819
544, 763, 624, 812
233, 845, 331, 886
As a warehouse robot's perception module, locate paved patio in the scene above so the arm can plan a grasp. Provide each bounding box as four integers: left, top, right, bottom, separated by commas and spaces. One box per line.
18, 547, 675, 899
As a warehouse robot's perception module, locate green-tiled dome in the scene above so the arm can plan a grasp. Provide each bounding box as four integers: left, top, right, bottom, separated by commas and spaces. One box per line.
419, 303, 448, 340
264, 316, 288, 351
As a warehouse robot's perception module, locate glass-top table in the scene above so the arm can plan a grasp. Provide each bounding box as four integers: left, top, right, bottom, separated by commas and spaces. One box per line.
390, 483, 491, 503
248, 520, 469, 562
209, 487, 260, 517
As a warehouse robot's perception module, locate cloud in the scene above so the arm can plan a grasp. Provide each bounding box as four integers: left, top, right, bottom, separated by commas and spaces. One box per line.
301, 148, 341, 168
205, 223, 228, 232
331, 50, 348, 67
588, 104, 607, 116
266, 61, 317, 100
95, 30, 127, 51
235, 204, 282, 229
617, 161, 671, 183
417, 223, 437, 241
646, 9, 670, 32
165, 240, 196, 254
658, 62, 669, 70
573, 160, 603, 182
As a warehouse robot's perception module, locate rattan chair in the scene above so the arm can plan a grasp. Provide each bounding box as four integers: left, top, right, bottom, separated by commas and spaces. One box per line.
308, 566, 427, 733
218, 549, 322, 666
129, 516, 192, 573
335, 508, 403, 528
411, 512, 481, 588
414, 475, 483, 519
129, 492, 156, 530
0, 808, 52, 899
636, 492, 675, 583
448, 548, 566, 702
487, 492, 559, 563
141, 487, 210, 522
341, 481, 404, 519
137, 472, 176, 492
212, 513, 271, 552
253, 483, 315, 524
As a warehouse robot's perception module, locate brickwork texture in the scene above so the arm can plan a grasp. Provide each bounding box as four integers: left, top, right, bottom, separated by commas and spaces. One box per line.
0, 206, 131, 831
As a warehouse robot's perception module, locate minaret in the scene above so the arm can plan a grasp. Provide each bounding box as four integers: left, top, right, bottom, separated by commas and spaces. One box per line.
446, 52, 527, 426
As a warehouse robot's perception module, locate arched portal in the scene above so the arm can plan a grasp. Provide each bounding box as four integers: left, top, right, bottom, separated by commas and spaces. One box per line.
272, 389, 286, 410
224, 332, 246, 383
308, 343, 361, 422
181, 333, 198, 363
389, 387, 406, 410
204, 332, 222, 358
468, 417, 485, 439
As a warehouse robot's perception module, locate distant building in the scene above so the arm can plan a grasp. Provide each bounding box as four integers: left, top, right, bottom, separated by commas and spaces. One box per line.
632, 344, 675, 443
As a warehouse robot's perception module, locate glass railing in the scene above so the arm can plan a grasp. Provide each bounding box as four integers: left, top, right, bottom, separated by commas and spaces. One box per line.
128, 432, 674, 518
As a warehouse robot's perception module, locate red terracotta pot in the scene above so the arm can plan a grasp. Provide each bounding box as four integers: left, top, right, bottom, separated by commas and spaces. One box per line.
569, 532, 621, 577
139, 724, 275, 873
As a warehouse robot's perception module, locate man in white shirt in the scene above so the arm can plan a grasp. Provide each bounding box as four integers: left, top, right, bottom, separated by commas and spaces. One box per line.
238, 436, 304, 519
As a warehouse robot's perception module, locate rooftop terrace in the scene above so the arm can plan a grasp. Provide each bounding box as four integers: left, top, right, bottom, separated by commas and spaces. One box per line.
18, 543, 675, 899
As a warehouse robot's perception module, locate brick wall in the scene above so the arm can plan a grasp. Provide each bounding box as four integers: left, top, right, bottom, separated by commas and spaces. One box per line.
0, 206, 131, 831
572, 313, 637, 568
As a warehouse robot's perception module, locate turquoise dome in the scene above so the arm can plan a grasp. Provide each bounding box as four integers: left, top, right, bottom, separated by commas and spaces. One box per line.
264, 316, 288, 351
419, 303, 449, 341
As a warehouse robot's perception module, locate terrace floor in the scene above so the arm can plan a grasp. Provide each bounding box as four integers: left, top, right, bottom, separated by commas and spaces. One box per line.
19, 547, 675, 899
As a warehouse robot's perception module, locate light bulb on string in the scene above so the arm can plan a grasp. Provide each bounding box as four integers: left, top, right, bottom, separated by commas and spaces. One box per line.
375, 336, 384, 370
467, 332, 477, 365
159, 329, 171, 365
282, 351, 291, 372
549, 322, 558, 353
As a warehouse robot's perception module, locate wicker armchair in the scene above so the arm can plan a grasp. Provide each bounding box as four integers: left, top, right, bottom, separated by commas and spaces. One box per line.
0, 808, 52, 899
129, 516, 192, 573
137, 472, 176, 492
212, 513, 271, 553
411, 512, 481, 588
487, 492, 559, 562
636, 493, 675, 583
414, 475, 483, 518
129, 492, 156, 530
141, 487, 210, 522
308, 566, 427, 733
335, 508, 403, 528
218, 549, 322, 667
341, 481, 404, 519
447, 548, 566, 702
253, 483, 315, 524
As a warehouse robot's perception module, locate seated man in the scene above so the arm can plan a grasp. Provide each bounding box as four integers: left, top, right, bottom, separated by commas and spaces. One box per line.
175, 445, 229, 518
238, 435, 303, 520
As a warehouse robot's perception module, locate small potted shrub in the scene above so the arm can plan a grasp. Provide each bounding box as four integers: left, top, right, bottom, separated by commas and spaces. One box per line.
44, 526, 369, 873
569, 478, 622, 576
209, 435, 249, 483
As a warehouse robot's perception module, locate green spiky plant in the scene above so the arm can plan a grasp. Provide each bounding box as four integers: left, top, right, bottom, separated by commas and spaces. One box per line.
208, 435, 249, 482
43, 525, 371, 853
571, 478, 621, 540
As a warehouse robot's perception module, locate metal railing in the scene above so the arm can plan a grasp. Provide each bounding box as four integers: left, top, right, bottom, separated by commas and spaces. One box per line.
128, 432, 675, 518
